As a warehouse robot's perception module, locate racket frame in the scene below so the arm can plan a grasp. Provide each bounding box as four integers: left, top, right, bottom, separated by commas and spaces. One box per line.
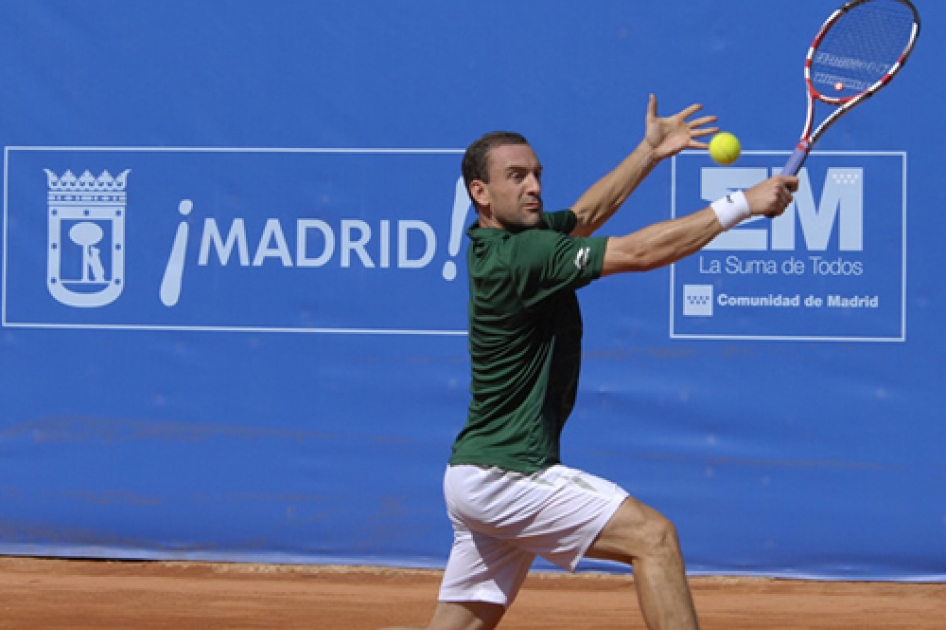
782, 0, 921, 175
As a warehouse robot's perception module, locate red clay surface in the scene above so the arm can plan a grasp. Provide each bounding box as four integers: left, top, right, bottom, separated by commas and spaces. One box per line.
0, 557, 943, 629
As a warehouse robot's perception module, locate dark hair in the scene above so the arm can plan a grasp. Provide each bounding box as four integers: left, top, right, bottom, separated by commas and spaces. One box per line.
461, 131, 530, 204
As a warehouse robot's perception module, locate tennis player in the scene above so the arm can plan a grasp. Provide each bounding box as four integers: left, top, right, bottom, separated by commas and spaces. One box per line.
384, 95, 798, 630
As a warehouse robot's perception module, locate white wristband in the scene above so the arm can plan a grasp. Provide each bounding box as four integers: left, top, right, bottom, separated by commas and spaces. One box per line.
711, 191, 751, 230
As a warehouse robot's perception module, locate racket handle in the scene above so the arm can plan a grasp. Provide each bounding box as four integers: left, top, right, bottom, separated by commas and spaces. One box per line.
781, 146, 809, 176
766, 146, 808, 218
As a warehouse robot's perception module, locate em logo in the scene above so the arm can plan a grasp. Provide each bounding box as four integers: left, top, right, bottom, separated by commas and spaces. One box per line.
46, 169, 129, 308
702, 167, 863, 252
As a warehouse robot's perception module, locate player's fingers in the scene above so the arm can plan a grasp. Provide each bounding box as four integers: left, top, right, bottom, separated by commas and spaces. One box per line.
771, 176, 799, 198
688, 115, 717, 129
690, 126, 719, 138
647, 93, 658, 118
677, 103, 704, 120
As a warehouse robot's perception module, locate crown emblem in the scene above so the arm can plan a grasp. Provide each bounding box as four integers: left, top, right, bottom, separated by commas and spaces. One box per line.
45, 167, 129, 308
44, 169, 130, 192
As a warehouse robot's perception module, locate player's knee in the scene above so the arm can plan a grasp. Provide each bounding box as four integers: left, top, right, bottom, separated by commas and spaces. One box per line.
640, 513, 681, 558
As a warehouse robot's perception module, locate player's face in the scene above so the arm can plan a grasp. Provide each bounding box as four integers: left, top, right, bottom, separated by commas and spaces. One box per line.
473, 143, 544, 231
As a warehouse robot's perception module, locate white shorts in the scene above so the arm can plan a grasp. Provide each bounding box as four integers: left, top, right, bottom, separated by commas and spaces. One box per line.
438, 464, 628, 608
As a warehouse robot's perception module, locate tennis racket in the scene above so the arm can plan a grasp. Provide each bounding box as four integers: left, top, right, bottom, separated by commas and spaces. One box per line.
781, 0, 921, 177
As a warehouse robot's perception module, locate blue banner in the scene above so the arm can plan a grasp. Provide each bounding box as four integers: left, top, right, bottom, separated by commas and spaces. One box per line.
1, 0, 943, 581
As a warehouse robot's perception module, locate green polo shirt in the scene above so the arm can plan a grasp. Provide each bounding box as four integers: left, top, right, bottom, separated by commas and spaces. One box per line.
449, 210, 608, 474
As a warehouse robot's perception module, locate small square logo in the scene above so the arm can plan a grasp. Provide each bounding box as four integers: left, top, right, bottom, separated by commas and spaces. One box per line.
683, 284, 713, 317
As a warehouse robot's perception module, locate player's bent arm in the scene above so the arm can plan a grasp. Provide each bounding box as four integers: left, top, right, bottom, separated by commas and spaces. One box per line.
569, 141, 660, 238
600, 209, 722, 276
600, 175, 799, 276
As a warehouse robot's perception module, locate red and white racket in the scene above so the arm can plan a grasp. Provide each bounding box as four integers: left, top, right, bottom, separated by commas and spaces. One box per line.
781, 0, 921, 176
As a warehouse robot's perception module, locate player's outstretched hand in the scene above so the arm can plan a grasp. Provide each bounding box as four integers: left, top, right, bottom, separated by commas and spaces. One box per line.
745, 175, 799, 217
644, 94, 718, 160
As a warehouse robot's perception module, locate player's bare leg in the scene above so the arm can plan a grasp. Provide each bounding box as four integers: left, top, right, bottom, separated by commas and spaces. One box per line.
380, 599, 505, 630
586, 497, 700, 630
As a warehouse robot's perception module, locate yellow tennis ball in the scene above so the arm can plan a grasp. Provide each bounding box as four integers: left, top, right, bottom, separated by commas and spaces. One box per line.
709, 132, 741, 166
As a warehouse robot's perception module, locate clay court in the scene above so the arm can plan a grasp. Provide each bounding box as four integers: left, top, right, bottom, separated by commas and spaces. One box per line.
0, 556, 942, 629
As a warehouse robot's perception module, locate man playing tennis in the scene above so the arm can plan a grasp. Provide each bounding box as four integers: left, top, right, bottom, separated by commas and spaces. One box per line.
385, 95, 798, 630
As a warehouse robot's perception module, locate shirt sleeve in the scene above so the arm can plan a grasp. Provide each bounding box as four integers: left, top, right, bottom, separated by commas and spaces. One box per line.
506, 227, 608, 308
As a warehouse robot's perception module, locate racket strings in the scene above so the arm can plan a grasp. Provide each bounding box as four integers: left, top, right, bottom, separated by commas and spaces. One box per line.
811, 0, 916, 96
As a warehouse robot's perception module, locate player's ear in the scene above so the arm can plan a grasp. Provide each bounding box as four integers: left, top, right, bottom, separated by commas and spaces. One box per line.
468, 179, 490, 210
